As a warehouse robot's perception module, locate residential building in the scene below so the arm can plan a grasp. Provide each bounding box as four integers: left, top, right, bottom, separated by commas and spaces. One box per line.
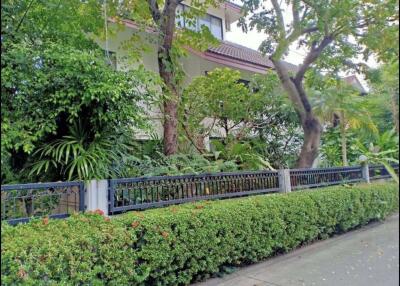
343, 75, 368, 95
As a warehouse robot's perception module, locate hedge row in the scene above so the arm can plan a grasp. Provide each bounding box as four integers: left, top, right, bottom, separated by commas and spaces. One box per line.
1, 182, 398, 285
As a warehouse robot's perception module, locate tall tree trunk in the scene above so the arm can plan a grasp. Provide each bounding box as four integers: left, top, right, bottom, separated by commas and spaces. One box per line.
162, 96, 178, 155
391, 92, 399, 135
297, 115, 322, 168
339, 112, 348, 166
149, 0, 180, 155
271, 59, 322, 168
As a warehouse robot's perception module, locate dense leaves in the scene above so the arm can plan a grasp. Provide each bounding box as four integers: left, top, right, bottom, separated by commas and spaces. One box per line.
181, 68, 302, 168
1, 0, 161, 182
238, 0, 399, 167
2, 182, 398, 285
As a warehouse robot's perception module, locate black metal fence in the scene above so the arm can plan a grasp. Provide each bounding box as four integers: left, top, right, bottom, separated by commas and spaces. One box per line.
1, 163, 398, 223
290, 166, 363, 190
1, 181, 85, 225
109, 170, 279, 214
109, 164, 398, 213
369, 164, 399, 180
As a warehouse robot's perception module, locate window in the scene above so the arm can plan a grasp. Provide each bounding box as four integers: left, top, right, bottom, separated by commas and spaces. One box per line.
210, 17, 222, 40
176, 4, 223, 40
198, 15, 211, 31
175, 4, 184, 28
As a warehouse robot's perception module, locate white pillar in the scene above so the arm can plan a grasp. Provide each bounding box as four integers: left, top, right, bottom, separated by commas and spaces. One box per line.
361, 162, 370, 184
278, 169, 292, 193
85, 179, 109, 215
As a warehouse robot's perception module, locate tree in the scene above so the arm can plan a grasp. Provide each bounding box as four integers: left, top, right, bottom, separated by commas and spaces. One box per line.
308, 73, 377, 166
2, 0, 224, 157
239, 0, 398, 167
181, 68, 300, 169
181, 68, 258, 152
1, 43, 159, 182
366, 61, 399, 134
1, 0, 160, 182
145, 0, 221, 155
249, 74, 302, 168
353, 129, 399, 183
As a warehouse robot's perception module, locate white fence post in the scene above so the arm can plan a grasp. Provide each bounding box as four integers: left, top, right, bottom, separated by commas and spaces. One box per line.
278, 169, 292, 193
361, 162, 370, 184
84, 179, 109, 215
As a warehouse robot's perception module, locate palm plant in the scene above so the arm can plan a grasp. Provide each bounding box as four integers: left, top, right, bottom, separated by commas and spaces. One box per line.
29, 122, 134, 181
311, 80, 377, 166
352, 130, 399, 183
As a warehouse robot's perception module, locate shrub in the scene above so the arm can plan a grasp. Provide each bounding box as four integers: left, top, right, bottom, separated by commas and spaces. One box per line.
1, 182, 398, 285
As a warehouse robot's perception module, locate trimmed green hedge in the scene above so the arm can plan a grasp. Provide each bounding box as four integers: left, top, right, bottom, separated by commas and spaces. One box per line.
1, 182, 398, 285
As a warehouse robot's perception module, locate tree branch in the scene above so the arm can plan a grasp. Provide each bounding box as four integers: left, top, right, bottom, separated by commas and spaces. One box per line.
300, 6, 309, 22
180, 119, 206, 154
15, 0, 36, 33
292, 0, 300, 27
301, 26, 318, 34
294, 34, 334, 83
270, 58, 307, 120
271, 0, 286, 38
147, 0, 161, 23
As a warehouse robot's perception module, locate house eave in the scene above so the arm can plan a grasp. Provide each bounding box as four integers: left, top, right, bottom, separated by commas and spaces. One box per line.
187, 47, 271, 74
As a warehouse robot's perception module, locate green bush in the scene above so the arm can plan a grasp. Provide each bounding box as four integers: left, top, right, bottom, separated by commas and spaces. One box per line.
1, 182, 398, 285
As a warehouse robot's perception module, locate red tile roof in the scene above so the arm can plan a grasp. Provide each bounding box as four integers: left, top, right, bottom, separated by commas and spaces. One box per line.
207, 41, 274, 68
207, 41, 298, 72
342, 75, 367, 94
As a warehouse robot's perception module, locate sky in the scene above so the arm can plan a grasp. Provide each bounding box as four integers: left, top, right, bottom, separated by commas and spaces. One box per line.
224, 0, 379, 89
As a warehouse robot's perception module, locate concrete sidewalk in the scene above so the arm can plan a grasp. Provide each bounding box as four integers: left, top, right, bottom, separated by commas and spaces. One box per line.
194, 214, 399, 286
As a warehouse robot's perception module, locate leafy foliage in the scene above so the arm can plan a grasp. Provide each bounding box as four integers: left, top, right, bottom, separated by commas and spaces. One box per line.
352, 129, 399, 164
1, 0, 161, 182
181, 68, 301, 168
2, 182, 398, 285
29, 122, 136, 181
2, 43, 157, 154
320, 127, 359, 167
365, 61, 399, 133
181, 68, 259, 147
307, 71, 377, 166
117, 152, 239, 177
210, 140, 275, 170
249, 73, 303, 168
239, 0, 399, 167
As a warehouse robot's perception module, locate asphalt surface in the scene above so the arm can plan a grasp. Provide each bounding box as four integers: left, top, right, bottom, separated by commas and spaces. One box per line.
194, 213, 399, 286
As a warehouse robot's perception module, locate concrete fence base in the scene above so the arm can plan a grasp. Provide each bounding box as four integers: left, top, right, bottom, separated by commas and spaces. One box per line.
278, 169, 292, 193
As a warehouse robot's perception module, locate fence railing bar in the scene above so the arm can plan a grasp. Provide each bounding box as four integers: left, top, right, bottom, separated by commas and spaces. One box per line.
291, 178, 363, 190
108, 170, 278, 184
111, 187, 280, 213
1, 181, 83, 191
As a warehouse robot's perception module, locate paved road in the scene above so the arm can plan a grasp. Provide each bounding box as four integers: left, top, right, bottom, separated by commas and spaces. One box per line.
194, 214, 399, 286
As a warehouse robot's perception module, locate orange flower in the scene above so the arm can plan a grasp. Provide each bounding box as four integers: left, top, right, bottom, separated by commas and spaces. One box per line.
42, 217, 49, 225
195, 205, 204, 209
104, 217, 111, 222
94, 209, 104, 216
131, 221, 140, 228
17, 268, 27, 280
161, 231, 169, 239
